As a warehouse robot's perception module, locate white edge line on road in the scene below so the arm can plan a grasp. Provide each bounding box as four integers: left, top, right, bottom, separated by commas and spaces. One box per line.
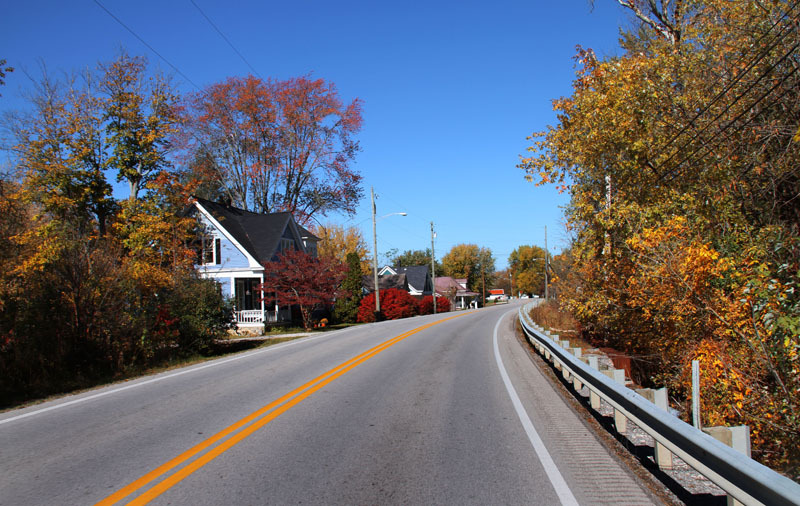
493, 310, 579, 506
0, 330, 347, 426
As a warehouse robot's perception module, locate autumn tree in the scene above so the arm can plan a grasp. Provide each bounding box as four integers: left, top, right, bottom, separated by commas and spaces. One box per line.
0, 58, 12, 96
181, 75, 364, 223
509, 245, 546, 295
520, 0, 800, 473
441, 244, 495, 295
259, 250, 346, 329
311, 222, 370, 275
0, 56, 228, 407
10, 68, 115, 243
101, 52, 180, 200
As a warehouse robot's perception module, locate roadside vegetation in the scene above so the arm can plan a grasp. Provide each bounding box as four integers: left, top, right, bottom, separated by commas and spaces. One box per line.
0, 52, 365, 409
520, 1, 799, 475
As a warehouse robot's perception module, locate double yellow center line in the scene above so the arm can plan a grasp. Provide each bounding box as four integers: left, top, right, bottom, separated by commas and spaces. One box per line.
96, 313, 466, 505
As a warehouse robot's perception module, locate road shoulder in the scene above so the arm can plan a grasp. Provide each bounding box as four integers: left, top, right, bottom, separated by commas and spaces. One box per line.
495, 309, 662, 505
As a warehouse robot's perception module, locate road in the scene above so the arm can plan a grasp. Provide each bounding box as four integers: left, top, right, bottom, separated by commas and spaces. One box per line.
1, 302, 657, 505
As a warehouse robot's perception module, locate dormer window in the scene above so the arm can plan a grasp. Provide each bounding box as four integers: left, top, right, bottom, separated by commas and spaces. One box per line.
202, 235, 221, 265
279, 238, 295, 253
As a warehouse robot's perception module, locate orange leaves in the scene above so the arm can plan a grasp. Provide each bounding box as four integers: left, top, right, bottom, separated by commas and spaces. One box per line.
524, 0, 800, 474
182, 74, 363, 220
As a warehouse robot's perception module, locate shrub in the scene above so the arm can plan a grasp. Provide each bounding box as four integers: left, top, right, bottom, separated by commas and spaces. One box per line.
417, 295, 451, 315
357, 289, 418, 322
163, 274, 233, 353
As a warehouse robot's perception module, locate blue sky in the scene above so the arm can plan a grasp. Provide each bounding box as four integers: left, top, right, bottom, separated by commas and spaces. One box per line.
1, 0, 634, 269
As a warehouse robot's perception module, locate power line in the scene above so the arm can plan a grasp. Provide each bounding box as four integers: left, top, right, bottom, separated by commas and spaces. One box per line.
92, 0, 201, 90
651, 2, 800, 168
659, 40, 800, 181
189, 0, 263, 79
662, 63, 800, 182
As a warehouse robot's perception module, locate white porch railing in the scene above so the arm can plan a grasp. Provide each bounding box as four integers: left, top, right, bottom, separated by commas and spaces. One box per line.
235, 310, 263, 324
235, 308, 292, 325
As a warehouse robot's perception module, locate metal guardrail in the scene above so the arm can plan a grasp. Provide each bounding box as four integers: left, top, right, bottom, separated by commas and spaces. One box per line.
518, 303, 800, 506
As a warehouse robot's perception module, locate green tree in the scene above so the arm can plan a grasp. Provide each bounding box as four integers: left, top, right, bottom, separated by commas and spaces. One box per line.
333, 252, 363, 323
390, 248, 441, 272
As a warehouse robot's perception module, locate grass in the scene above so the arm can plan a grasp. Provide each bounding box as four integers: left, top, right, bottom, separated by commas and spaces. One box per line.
527, 300, 595, 351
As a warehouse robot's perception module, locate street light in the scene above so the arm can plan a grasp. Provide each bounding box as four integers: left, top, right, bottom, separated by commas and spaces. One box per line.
371, 186, 406, 320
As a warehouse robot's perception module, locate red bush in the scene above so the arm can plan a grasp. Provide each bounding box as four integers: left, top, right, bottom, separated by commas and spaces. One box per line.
357, 289, 418, 322
416, 295, 451, 315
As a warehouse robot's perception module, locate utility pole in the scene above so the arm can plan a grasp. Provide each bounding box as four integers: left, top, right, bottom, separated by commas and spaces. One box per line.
431, 221, 437, 314
481, 268, 486, 306
544, 225, 549, 301
371, 187, 381, 319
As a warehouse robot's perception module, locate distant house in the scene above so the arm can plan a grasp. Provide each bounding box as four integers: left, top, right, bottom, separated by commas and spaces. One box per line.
362, 273, 409, 293
189, 197, 319, 328
487, 288, 505, 301
378, 265, 433, 298
435, 277, 479, 310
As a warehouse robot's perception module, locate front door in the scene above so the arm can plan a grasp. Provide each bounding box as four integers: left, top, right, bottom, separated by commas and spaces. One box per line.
234, 278, 262, 311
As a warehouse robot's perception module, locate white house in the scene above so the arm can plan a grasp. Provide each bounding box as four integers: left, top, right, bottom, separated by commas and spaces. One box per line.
190, 197, 318, 329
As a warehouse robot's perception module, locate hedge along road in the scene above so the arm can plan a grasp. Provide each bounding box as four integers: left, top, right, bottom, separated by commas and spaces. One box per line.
0, 301, 656, 505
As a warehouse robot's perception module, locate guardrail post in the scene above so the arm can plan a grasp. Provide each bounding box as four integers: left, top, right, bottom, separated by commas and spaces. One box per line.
588, 356, 601, 410
554, 339, 566, 373
636, 387, 673, 470
602, 369, 628, 433
702, 425, 751, 506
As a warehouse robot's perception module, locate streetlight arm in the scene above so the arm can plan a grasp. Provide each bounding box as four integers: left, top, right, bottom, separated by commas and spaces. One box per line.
371, 186, 406, 318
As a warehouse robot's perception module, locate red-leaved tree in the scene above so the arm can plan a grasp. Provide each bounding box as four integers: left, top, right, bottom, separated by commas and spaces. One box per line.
180, 75, 363, 223
259, 250, 345, 329
357, 289, 418, 323
417, 295, 451, 315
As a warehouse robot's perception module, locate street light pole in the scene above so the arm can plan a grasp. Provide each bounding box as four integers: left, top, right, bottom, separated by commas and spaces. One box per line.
372, 187, 380, 318
370, 187, 406, 320
431, 221, 436, 314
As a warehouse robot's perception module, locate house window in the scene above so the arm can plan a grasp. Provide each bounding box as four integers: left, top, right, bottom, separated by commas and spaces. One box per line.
202, 236, 221, 265
279, 238, 295, 253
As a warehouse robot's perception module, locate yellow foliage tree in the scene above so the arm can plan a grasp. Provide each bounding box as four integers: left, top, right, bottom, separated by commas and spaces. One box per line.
310, 222, 370, 275
519, 0, 800, 474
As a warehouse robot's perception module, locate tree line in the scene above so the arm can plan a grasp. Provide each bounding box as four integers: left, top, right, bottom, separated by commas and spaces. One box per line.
0, 51, 364, 407
519, 0, 799, 475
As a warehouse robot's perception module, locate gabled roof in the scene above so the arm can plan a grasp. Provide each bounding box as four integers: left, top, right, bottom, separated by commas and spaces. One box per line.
192, 197, 309, 264
297, 224, 319, 243
362, 273, 409, 292
395, 265, 431, 292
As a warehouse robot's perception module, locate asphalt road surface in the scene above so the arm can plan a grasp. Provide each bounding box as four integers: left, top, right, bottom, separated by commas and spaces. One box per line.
1, 302, 658, 505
